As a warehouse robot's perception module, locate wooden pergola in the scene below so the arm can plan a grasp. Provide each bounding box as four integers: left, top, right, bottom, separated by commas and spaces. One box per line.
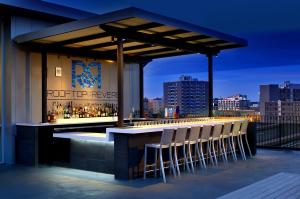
14, 7, 247, 127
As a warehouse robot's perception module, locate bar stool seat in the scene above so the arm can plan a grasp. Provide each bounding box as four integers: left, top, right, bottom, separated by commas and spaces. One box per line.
145, 143, 170, 148
185, 126, 201, 173
172, 128, 189, 177
231, 121, 246, 160
144, 129, 176, 183
221, 122, 236, 161
239, 120, 253, 158
220, 134, 231, 139
209, 124, 226, 165
198, 125, 212, 168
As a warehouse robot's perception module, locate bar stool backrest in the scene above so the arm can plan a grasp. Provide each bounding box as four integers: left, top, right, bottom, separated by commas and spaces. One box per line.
174, 128, 188, 144
240, 120, 249, 134
232, 121, 242, 136
200, 125, 212, 140
222, 122, 232, 136
212, 124, 223, 138
160, 129, 174, 146
189, 126, 201, 141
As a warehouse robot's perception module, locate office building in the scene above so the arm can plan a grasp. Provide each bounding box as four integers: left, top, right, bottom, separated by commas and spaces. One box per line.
217, 94, 250, 111
260, 81, 300, 117
163, 75, 208, 116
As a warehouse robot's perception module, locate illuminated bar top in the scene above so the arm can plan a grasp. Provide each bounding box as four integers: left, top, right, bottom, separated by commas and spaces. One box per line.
17, 116, 120, 126
53, 132, 107, 142
106, 118, 247, 141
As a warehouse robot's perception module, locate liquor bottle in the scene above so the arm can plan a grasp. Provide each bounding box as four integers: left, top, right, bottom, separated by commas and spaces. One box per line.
47, 111, 51, 122
63, 107, 67, 119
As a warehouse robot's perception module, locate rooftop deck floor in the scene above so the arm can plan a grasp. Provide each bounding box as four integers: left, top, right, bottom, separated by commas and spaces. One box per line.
0, 149, 299, 199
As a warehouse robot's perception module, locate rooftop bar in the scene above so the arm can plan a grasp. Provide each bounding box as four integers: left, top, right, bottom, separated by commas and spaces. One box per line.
11, 7, 252, 181
107, 118, 256, 179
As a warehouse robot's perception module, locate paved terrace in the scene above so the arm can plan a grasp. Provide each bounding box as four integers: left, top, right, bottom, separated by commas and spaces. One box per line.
0, 149, 299, 199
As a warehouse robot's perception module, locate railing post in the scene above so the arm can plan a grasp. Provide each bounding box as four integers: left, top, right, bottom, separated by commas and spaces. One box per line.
279, 116, 282, 147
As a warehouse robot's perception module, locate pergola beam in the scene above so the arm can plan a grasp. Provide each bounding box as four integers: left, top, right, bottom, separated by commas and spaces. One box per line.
20, 42, 150, 63
78, 29, 190, 51
122, 22, 162, 31
129, 47, 174, 56
48, 32, 109, 47
100, 24, 214, 54
142, 51, 192, 59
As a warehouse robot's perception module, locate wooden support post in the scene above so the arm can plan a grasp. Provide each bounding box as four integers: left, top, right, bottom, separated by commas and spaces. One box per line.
41, 52, 47, 123
207, 53, 213, 117
117, 38, 124, 127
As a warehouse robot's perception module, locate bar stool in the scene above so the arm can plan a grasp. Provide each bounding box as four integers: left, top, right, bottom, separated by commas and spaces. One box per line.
143, 129, 176, 183
231, 121, 246, 160
172, 127, 189, 177
210, 124, 226, 166
198, 125, 212, 168
239, 120, 253, 158
221, 122, 236, 161
185, 126, 201, 173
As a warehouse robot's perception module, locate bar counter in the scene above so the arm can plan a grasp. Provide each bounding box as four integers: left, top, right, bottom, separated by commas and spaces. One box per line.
16, 117, 257, 180
109, 118, 257, 180
106, 118, 245, 141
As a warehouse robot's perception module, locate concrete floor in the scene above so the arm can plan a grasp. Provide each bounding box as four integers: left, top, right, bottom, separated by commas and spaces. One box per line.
0, 149, 299, 199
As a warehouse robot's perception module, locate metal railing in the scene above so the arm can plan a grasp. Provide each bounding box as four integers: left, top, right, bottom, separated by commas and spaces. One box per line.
256, 116, 300, 149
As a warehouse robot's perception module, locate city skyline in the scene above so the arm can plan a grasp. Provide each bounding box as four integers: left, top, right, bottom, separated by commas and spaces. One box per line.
145, 69, 300, 102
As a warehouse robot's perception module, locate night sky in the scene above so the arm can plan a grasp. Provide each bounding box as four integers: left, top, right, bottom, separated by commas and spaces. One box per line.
46, 0, 300, 101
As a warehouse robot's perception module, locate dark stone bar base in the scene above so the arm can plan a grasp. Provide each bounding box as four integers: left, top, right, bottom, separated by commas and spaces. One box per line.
114, 132, 162, 179
16, 122, 116, 166
53, 138, 114, 174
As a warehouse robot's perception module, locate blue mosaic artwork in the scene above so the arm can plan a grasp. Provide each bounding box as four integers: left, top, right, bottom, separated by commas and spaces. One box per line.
72, 60, 102, 89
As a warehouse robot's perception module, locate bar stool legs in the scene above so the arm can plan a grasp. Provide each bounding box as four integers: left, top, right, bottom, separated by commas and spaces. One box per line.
187, 143, 195, 173
230, 136, 238, 161
143, 146, 148, 179
207, 141, 215, 166
218, 139, 227, 163
221, 138, 228, 163
239, 135, 247, 160
243, 134, 253, 158
168, 146, 176, 176
154, 148, 158, 177
174, 146, 181, 177
159, 148, 166, 183
183, 145, 190, 173
199, 141, 207, 169
211, 140, 218, 166
236, 135, 246, 160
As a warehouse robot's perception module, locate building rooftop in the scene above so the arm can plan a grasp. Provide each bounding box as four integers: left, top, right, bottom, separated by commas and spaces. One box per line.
1, 149, 299, 199
14, 7, 247, 62
0, 0, 97, 21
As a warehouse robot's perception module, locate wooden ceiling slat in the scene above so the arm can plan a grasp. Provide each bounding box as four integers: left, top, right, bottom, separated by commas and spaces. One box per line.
216, 44, 242, 50
129, 48, 176, 56
144, 51, 191, 59
125, 46, 166, 54
100, 24, 215, 54
108, 22, 162, 31
199, 40, 227, 46
46, 32, 109, 47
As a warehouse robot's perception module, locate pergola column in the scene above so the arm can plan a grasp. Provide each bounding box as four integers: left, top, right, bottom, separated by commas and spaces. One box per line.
207, 53, 213, 117
41, 52, 48, 123
139, 63, 144, 118
117, 38, 124, 127
138, 61, 150, 118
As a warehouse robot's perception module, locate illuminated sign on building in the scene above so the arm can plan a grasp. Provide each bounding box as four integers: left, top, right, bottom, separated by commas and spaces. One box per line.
72, 60, 102, 90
